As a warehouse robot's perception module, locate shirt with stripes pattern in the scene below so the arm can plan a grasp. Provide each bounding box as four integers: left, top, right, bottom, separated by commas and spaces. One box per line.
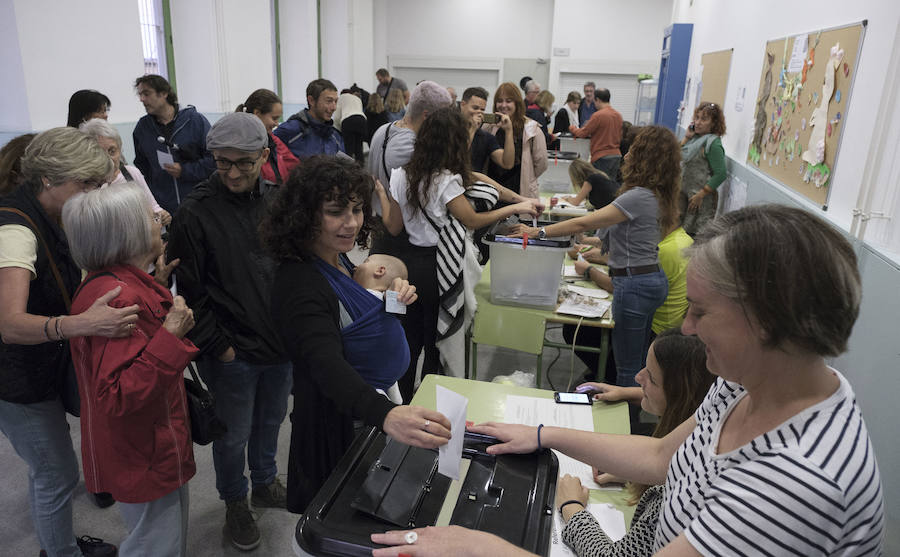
654, 370, 884, 556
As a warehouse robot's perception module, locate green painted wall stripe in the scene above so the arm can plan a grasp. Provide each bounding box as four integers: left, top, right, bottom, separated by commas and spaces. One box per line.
162, 0, 176, 89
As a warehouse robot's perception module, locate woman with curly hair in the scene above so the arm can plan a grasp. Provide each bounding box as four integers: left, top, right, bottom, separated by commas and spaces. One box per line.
260, 156, 453, 513
380, 108, 540, 399
513, 126, 680, 388
680, 102, 727, 236
484, 82, 548, 198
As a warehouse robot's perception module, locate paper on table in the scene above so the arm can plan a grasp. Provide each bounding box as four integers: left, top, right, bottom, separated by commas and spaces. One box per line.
504, 396, 601, 488
566, 284, 609, 299
436, 385, 468, 480
556, 451, 622, 491
157, 149, 174, 168
562, 265, 580, 277
549, 503, 627, 556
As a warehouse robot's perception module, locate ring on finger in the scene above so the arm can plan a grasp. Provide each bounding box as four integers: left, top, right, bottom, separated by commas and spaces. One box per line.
423, 419, 430, 431
404, 531, 418, 544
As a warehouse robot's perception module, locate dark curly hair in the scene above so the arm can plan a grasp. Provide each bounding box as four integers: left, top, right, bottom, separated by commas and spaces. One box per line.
694, 101, 726, 136
620, 125, 681, 233
260, 156, 373, 261
402, 107, 471, 215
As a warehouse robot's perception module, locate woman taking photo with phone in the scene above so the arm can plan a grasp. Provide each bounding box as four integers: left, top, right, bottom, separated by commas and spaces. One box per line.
484, 82, 548, 199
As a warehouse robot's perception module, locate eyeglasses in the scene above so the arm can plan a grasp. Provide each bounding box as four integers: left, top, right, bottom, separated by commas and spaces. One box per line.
214, 157, 258, 172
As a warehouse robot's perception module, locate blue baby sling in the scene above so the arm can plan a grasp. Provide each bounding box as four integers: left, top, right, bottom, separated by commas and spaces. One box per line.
314, 256, 410, 391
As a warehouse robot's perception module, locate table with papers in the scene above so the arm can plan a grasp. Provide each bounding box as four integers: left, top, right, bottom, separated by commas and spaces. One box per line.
412, 375, 634, 556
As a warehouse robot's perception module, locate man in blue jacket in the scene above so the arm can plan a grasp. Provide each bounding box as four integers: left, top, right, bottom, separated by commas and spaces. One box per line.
273, 78, 344, 159
132, 74, 214, 214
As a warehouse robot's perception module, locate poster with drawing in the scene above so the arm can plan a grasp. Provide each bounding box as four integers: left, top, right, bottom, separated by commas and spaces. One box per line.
747, 22, 866, 206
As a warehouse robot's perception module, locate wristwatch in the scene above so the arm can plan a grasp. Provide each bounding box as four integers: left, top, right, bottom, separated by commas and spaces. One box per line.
538, 227, 547, 240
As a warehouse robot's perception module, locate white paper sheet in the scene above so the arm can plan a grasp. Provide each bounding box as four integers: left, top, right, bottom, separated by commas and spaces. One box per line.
788, 34, 809, 73
565, 284, 609, 299
436, 385, 468, 480
156, 149, 174, 168
549, 503, 627, 556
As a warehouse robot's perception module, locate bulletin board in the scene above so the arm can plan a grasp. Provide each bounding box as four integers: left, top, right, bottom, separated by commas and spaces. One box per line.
747, 21, 866, 207
699, 49, 733, 109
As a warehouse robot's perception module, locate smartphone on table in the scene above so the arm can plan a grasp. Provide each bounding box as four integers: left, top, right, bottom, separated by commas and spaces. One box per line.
554, 391, 592, 405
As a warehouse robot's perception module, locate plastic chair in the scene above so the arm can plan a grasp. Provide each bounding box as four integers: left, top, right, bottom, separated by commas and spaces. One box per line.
469, 304, 548, 388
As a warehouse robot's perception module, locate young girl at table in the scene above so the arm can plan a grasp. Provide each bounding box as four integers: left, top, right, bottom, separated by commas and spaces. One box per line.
556, 329, 714, 557
380, 107, 540, 399
514, 126, 680, 388
561, 159, 618, 209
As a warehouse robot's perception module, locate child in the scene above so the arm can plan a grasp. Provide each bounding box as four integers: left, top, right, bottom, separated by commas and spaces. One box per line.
352, 254, 408, 300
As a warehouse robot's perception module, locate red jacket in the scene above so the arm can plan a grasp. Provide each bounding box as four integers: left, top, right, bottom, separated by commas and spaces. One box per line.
70, 265, 198, 503
570, 105, 623, 162
261, 133, 300, 184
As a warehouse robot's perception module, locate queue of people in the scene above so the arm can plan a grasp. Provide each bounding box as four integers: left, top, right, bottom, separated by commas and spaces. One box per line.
0, 69, 885, 557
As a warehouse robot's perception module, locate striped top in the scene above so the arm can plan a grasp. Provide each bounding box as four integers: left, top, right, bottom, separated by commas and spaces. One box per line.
655, 371, 884, 555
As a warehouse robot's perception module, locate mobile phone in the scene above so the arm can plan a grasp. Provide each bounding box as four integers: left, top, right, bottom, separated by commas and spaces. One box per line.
482, 113, 500, 124
554, 392, 593, 405
689, 123, 695, 132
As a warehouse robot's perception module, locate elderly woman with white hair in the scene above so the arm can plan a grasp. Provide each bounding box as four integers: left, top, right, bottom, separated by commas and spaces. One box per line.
79, 118, 171, 226
63, 182, 199, 557
0, 127, 139, 556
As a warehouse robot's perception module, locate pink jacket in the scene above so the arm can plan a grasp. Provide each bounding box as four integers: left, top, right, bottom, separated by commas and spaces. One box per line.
485, 118, 547, 199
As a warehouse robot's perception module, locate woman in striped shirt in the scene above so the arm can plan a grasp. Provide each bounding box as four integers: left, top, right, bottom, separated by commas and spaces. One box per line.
373, 204, 884, 556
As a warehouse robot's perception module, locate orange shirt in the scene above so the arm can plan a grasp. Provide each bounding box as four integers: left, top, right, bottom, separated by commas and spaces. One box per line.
570, 105, 623, 162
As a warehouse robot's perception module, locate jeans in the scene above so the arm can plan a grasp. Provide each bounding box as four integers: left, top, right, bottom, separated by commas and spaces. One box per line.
118, 484, 190, 557
592, 155, 622, 181
197, 358, 292, 502
611, 270, 668, 386
0, 397, 82, 557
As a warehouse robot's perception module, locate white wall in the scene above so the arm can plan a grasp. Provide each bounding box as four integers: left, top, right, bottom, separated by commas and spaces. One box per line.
7, 0, 147, 130
671, 0, 900, 232
171, 0, 275, 114
279, 0, 319, 107
0, 1, 30, 131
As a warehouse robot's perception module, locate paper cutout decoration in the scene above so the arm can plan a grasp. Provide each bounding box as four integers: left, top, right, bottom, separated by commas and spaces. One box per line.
801, 118, 807, 130
801, 42, 844, 189
843, 62, 850, 77
836, 90, 842, 103
749, 51, 777, 164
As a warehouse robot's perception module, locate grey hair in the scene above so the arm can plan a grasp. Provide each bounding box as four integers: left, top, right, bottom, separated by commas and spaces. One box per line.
20, 127, 114, 194
525, 80, 541, 93
407, 80, 452, 122
62, 182, 152, 272
686, 204, 861, 357
584, 81, 596, 89
79, 118, 123, 149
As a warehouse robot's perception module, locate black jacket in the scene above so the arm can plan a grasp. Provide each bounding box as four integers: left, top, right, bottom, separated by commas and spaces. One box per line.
271, 259, 395, 513
0, 186, 82, 403
168, 173, 286, 364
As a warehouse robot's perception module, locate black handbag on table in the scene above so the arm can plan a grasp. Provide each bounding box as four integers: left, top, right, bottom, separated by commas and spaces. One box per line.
184, 361, 227, 445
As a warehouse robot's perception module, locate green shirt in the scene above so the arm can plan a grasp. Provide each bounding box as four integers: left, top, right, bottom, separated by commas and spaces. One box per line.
652, 227, 693, 334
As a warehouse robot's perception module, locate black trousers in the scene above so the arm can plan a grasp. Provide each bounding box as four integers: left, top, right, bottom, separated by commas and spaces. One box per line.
342, 114, 367, 163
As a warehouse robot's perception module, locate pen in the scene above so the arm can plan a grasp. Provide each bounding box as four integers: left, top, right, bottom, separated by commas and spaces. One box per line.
578, 246, 592, 254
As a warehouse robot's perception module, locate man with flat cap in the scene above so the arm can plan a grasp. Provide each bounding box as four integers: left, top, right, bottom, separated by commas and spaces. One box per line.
167, 112, 291, 552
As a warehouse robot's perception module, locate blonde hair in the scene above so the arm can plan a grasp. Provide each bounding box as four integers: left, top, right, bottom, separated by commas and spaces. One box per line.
385, 89, 405, 112
568, 158, 601, 193
20, 127, 115, 194
535, 90, 555, 114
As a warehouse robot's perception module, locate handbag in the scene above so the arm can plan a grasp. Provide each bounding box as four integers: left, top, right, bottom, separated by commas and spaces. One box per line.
184, 361, 227, 445
0, 208, 80, 416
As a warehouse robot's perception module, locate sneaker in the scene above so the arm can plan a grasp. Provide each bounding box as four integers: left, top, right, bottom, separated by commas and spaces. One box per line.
251, 477, 287, 509
92, 492, 116, 509
76, 536, 118, 557
225, 499, 260, 551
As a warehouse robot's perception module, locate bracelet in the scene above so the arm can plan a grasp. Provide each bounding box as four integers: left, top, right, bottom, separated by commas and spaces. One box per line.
43, 317, 53, 341
55, 316, 65, 340
559, 500, 586, 514
537, 423, 544, 451
583, 266, 592, 281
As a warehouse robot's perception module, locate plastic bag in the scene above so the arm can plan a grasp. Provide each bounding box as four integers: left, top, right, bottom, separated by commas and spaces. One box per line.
490, 370, 536, 388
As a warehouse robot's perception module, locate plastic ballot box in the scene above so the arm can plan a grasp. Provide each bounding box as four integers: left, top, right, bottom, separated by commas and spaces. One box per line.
294, 428, 559, 556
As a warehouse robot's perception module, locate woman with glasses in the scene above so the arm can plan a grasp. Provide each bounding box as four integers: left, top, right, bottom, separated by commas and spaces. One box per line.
64, 183, 198, 557
0, 127, 139, 556
680, 102, 727, 236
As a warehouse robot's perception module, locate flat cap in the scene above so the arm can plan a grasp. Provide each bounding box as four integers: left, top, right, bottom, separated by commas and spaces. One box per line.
206, 112, 268, 151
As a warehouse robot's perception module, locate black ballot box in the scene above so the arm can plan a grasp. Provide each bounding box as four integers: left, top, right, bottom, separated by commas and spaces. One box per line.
294, 427, 559, 556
